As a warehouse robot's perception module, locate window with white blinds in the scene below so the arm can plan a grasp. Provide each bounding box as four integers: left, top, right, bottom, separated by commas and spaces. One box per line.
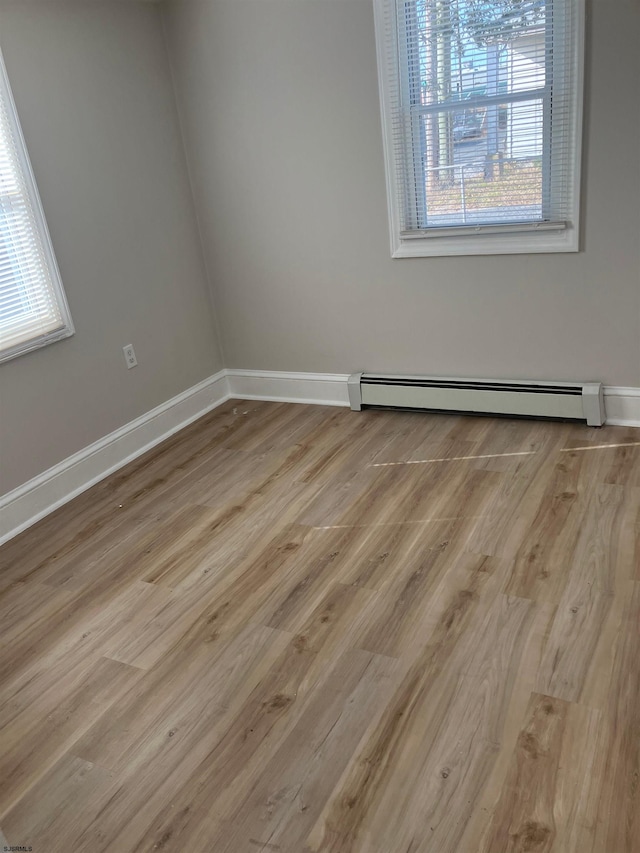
373, 0, 584, 256
0, 51, 73, 363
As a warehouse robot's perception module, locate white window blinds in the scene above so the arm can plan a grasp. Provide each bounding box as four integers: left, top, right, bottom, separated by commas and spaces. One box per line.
0, 51, 73, 363
374, 0, 583, 256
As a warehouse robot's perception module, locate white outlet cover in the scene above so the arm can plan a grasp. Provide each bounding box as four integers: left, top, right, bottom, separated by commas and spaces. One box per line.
123, 344, 137, 368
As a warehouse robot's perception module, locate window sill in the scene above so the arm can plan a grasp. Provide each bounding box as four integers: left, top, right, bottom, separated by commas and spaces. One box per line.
0, 325, 75, 365
391, 222, 579, 258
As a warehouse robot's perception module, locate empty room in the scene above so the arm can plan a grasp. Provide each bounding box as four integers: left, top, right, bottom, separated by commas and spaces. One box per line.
0, 0, 638, 850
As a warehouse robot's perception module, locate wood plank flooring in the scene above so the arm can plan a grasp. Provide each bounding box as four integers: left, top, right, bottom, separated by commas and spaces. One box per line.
1, 400, 639, 852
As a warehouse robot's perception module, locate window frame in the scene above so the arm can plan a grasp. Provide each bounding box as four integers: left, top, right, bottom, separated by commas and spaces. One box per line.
0, 50, 74, 364
373, 0, 585, 257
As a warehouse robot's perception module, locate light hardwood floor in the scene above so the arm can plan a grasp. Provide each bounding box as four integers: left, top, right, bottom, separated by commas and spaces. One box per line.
1, 400, 639, 852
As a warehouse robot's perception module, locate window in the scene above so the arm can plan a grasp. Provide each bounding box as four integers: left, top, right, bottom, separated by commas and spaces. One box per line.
0, 51, 73, 363
373, 0, 584, 256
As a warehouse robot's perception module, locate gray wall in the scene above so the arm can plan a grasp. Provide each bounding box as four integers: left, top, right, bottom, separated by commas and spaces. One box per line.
0, 0, 223, 494
1, 0, 638, 495
163, 0, 640, 386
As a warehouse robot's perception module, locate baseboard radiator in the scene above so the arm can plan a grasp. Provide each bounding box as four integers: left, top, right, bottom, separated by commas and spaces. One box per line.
347, 374, 605, 426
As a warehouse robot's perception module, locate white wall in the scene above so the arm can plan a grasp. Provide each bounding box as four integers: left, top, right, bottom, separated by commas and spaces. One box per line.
0, 0, 223, 494
163, 0, 640, 386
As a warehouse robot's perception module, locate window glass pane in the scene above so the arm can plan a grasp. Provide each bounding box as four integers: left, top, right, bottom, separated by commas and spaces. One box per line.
406, 0, 548, 107
417, 97, 544, 227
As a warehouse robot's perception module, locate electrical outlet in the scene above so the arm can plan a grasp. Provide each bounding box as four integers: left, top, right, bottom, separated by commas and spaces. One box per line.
123, 344, 137, 369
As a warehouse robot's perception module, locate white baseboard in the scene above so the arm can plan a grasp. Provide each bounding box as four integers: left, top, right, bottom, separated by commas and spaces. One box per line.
0, 371, 230, 545
226, 369, 351, 407
1, 369, 638, 545
602, 386, 640, 427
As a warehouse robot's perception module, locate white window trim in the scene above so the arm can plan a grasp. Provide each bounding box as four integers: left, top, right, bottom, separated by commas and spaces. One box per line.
0, 50, 74, 363
373, 0, 585, 258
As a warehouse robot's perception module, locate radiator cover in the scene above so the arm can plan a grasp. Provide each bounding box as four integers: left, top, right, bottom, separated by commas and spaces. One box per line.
347, 374, 605, 426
